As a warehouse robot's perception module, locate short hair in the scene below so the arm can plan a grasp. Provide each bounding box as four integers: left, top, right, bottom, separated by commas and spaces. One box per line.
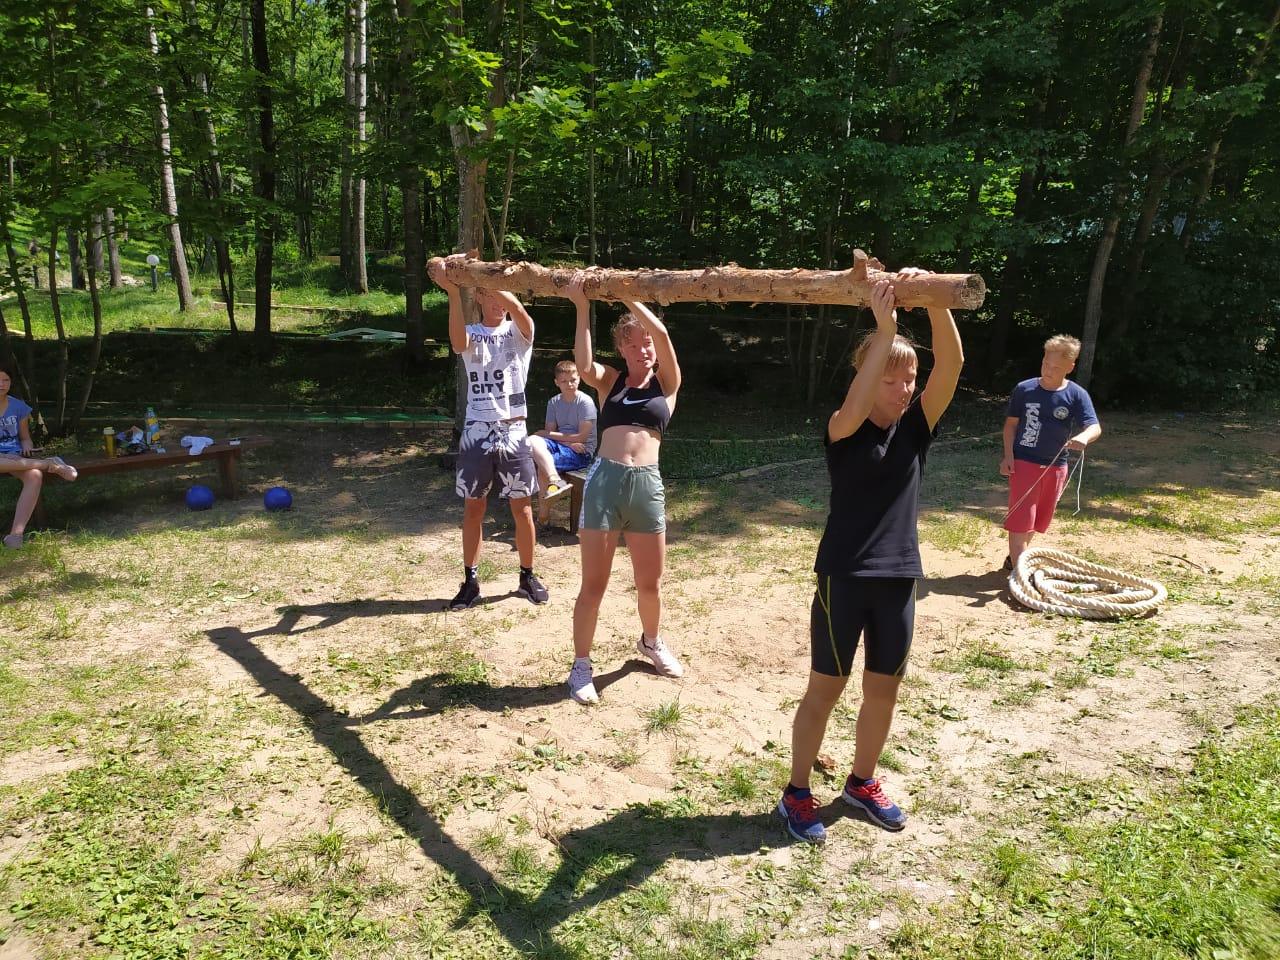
852, 331, 918, 373
1044, 334, 1081, 360
611, 313, 646, 349
554, 360, 578, 377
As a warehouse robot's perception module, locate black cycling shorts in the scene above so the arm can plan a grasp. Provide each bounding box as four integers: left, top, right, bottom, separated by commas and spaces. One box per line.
810, 575, 916, 678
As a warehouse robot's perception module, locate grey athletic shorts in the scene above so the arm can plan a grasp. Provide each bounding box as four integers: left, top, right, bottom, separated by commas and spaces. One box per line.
456, 419, 536, 500
579, 458, 666, 534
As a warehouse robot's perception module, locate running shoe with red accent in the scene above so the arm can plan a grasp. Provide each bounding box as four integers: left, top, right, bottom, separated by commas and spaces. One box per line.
776, 788, 826, 844
841, 775, 907, 831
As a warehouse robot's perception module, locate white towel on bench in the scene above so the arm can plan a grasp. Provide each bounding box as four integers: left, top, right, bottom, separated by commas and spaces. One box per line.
181, 435, 215, 456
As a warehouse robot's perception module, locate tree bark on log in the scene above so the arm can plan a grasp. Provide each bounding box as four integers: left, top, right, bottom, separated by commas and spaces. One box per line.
426, 250, 986, 310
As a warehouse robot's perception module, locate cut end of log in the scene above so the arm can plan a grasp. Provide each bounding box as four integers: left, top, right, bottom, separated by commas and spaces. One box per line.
960, 273, 987, 310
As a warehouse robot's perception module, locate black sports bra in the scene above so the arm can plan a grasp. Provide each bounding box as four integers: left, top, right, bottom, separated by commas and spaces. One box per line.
597, 370, 672, 436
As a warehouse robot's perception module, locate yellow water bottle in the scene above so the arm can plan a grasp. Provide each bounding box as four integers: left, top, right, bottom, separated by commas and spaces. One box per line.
144, 407, 160, 448
103, 426, 116, 458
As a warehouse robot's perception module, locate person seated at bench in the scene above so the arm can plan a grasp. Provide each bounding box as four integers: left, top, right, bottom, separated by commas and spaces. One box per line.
0, 366, 77, 549
530, 359, 597, 524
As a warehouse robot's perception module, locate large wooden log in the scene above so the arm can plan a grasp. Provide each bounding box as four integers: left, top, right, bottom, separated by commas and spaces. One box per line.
427, 250, 986, 310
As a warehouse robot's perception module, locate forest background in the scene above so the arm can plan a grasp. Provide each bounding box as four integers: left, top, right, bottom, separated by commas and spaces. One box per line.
1, 0, 1278, 437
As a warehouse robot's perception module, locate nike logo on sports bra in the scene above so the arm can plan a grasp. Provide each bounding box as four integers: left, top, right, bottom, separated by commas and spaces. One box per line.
621, 397, 656, 405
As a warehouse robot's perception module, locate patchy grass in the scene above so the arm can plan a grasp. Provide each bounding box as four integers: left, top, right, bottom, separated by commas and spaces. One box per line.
890, 704, 1280, 959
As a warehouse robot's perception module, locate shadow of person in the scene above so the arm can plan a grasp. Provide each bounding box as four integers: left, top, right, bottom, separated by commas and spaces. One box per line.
205, 625, 801, 957
919, 568, 1019, 610
346, 660, 649, 725
242, 592, 523, 639
446, 805, 792, 945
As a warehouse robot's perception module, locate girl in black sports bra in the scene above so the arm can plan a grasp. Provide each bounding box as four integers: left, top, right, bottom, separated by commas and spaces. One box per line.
563, 274, 685, 704
596, 365, 672, 436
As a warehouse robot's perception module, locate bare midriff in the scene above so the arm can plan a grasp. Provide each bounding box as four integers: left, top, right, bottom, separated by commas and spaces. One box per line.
597, 424, 662, 466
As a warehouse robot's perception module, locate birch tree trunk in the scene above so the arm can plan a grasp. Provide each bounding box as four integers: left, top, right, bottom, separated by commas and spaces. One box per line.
353, 0, 368, 293
105, 207, 122, 288
147, 5, 194, 311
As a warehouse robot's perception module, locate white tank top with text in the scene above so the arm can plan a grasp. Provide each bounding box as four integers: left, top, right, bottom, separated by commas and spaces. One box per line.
461, 317, 533, 421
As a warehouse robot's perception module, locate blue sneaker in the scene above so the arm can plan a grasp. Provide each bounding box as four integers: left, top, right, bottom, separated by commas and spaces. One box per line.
841, 775, 907, 831
777, 789, 826, 844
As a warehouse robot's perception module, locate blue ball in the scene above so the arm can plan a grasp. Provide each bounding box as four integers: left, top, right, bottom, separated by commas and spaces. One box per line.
263, 486, 293, 512
185, 484, 216, 511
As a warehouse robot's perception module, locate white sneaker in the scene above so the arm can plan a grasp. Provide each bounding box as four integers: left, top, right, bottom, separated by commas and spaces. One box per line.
567, 659, 599, 704
637, 634, 684, 678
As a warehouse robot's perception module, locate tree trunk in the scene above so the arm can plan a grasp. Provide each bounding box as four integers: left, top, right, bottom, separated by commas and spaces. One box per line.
70, 224, 105, 433
1077, 10, 1163, 388
89, 215, 104, 274
339, 1, 354, 278
354, 0, 368, 292
47, 231, 69, 433
66, 229, 84, 290
1113, 167, 1173, 338
391, 0, 425, 367
105, 207, 122, 287
250, 0, 275, 353
428, 251, 986, 309
188, 0, 236, 331
147, 5, 194, 311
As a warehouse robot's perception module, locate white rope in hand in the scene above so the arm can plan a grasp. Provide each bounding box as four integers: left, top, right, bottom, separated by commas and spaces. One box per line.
1008, 547, 1168, 620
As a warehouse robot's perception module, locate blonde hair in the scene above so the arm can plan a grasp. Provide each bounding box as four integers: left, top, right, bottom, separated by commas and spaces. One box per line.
611, 313, 646, 349
852, 331, 918, 372
554, 360, 578, 377
1044, 334, 1081, 360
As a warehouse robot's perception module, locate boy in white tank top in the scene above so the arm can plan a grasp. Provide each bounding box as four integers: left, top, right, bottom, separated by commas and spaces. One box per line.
428, 257, 549, 609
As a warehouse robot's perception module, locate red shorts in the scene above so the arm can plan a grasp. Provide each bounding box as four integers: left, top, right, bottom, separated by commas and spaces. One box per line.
1004, 459, 1068, 533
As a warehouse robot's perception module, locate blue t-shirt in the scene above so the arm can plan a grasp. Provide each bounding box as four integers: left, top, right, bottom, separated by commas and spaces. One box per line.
0, 396, 33, 454
1006, 378, 1098, 466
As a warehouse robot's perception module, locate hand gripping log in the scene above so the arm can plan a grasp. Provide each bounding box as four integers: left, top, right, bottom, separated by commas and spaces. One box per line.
427, 250, 986, 310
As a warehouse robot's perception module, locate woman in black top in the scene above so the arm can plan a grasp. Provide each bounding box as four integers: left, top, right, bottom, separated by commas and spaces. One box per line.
564, 274, 684, 705
778, 272, 963, 843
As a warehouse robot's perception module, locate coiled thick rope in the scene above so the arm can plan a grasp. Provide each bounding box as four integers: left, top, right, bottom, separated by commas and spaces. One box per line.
1009, 547, 1167, 620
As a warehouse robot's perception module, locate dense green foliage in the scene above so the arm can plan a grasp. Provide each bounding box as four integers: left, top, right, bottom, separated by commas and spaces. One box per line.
2, 0, 1279, 417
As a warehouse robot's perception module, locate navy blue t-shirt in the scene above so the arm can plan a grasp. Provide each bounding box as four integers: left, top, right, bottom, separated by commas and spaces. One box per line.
1006, 378, 1098, 466
814, 401, 936, 579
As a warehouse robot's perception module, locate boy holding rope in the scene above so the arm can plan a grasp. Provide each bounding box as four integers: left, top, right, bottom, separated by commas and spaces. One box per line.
1000, 335, 1101, 569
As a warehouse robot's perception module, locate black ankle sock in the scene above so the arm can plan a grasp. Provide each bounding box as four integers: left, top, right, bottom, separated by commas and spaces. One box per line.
520, 565, 533, 577
464, 566, 478, 582
784, 783, 810, 797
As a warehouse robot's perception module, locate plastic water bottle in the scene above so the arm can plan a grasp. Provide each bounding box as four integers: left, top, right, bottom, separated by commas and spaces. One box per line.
144, 407, 160, 448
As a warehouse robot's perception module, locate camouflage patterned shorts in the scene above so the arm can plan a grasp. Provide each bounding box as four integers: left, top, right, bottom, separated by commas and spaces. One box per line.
455, 419, 536, 500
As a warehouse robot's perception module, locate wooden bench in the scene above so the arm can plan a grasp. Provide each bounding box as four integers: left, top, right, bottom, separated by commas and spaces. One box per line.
31, 435, 272, 527
564, 467, 590, 535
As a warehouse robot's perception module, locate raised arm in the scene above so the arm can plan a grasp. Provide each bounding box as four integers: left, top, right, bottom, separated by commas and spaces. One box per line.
569, 273, 612, 390
488, 289, 535, 342
427, 257, 468, 354
918, 302, 964, 430
828, 280, 899, 443
620, 299, 682, 399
